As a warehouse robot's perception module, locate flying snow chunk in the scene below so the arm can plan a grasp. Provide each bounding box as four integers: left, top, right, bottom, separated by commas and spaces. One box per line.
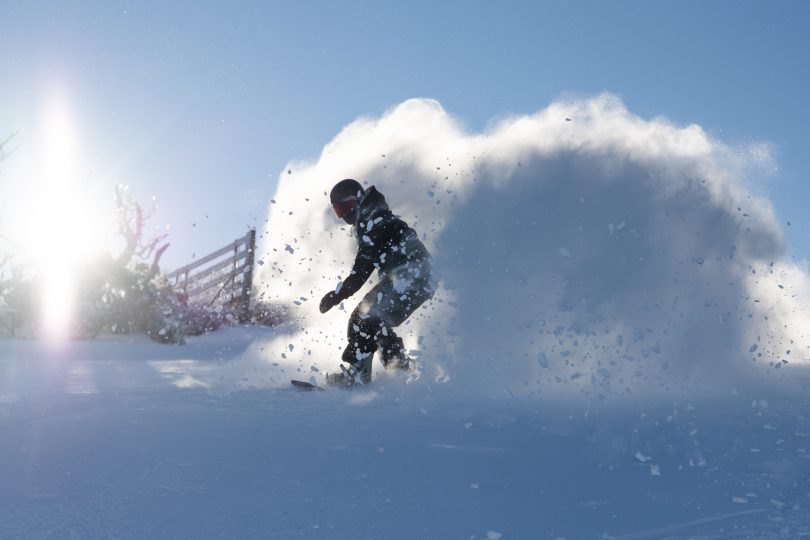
635, 452, 651, 463
558, 247, 572, 258
486, 532, 503, 540
285, 244, 294, 254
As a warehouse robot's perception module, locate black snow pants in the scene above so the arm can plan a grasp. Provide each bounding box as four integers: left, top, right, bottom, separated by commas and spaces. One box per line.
342, 262, 433, 370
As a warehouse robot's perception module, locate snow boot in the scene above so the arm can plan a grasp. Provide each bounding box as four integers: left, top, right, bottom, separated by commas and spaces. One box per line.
326, 358, 372, 387
379, 336, 413, 371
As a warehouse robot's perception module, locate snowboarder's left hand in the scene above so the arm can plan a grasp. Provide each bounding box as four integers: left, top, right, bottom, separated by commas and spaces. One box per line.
319, 291, 340, 313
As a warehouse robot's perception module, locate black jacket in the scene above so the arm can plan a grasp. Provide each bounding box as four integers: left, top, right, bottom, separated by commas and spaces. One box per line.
335, 186, 430, 301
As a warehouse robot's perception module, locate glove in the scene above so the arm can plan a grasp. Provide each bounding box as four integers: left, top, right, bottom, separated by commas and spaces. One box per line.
319, 291, 340, 313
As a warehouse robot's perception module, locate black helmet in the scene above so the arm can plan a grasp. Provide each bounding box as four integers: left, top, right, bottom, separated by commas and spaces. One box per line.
330, 179, 365, 204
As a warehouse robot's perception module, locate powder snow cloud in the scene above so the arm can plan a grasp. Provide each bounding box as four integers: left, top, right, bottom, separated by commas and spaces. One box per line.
253, 94, 810, 399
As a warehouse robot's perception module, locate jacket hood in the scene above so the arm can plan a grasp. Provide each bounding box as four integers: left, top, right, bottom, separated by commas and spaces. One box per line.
355, 186, 390, 227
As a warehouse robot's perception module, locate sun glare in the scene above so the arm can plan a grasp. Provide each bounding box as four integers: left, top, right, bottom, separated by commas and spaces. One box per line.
24, 90, 107, 340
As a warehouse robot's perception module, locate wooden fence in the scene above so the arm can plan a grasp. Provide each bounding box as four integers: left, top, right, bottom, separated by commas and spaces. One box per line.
165, 230, 256, 321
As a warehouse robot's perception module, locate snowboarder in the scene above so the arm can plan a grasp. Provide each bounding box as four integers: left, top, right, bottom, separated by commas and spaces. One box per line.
319, 179, 433, 386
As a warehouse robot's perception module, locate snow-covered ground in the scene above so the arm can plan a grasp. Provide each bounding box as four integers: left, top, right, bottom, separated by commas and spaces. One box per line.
2, 327, 810, 539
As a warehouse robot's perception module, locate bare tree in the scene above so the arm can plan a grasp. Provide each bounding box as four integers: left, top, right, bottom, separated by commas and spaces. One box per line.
0, 131, 19, 164
114, 184, 170, 278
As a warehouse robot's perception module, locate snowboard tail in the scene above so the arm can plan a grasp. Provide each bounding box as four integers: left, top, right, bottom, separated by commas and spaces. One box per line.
291, 380, 325, 391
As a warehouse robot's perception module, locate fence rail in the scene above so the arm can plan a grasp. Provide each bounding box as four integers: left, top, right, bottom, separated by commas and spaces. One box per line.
166, 229, 256, 321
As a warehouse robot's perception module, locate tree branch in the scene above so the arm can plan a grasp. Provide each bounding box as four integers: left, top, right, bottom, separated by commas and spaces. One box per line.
147, 243, 170, 280
113, 185, 170, 270
0, 131, 19, 163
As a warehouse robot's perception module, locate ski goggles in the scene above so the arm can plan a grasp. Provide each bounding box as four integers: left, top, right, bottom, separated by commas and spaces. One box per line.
332, 197, 358, 219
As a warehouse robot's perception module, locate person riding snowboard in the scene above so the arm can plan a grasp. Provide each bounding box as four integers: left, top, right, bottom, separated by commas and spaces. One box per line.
319, 179, 433, 386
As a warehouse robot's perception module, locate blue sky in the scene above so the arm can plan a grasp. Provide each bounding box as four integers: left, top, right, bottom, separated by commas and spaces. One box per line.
1, 1, 809, 269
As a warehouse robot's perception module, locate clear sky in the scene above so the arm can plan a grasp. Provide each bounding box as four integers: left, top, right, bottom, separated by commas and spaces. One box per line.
1, 1, 809, 270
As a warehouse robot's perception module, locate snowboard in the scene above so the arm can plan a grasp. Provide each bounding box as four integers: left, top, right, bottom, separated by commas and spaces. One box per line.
290, 380, 325, 391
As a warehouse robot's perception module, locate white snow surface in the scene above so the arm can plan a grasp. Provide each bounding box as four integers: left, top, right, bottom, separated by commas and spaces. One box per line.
2, 328, 810, 538
4, 96, 810, 538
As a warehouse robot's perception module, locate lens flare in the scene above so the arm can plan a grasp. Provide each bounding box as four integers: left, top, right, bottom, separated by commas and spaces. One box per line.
37, 91, 80, 339
16, 89, 109, 341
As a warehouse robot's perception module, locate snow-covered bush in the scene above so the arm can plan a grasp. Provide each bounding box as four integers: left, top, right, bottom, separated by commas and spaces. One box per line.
0, 256, 186, 343
79, 259, 188, 343
78, 260, 282, 343
0, 273, 36, 338
182, 302, 230, 337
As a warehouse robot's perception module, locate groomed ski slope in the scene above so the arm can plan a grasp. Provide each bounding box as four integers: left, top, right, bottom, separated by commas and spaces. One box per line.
2, 327, 809, 539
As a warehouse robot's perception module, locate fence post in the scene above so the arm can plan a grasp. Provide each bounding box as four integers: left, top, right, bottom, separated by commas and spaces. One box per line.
240, 229, 256, 321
